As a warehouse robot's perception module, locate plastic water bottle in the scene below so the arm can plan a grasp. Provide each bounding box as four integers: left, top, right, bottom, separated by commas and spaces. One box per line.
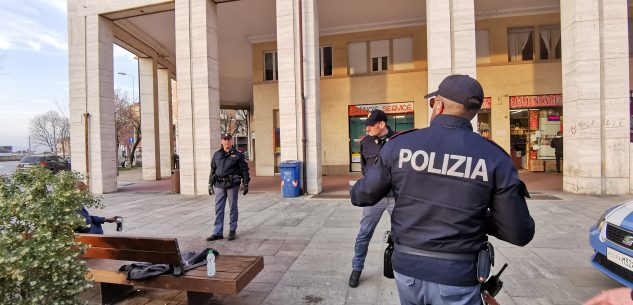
206, 250, 216, 277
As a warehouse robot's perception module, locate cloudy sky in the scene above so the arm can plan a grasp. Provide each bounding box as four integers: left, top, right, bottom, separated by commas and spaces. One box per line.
0, 0, 138, 151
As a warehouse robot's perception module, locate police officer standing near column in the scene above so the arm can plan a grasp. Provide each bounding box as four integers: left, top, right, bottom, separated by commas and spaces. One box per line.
351, 75, 535, 305
207, 132, 250, 241
349, 109, 396, 288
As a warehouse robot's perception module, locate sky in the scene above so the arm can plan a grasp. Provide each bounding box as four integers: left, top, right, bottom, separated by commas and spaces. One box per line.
0, 0, 138, 152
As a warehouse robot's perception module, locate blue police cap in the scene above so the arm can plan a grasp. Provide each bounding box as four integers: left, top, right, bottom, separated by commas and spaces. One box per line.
221, 132, 232, 139
424, 75, 484, 110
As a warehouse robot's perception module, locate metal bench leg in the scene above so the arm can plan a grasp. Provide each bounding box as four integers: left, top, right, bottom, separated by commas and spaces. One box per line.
187, 291, 214, 305
100, 283, 135, 305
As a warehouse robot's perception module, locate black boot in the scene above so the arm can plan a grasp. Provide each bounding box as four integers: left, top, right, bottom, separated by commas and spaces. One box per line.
349, 270, 361, 288
206, 235, 223, 241
228, 231, 236, 241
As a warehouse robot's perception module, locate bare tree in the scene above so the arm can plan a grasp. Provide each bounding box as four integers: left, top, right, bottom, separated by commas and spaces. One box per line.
29, 111, 69, 156
114, 89, 141, 167
220, 109, 249, 136
53, 97, 70, 158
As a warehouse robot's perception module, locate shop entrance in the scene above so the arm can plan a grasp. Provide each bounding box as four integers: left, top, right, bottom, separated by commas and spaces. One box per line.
348, 102, 414, 172
509, 95, 563, 171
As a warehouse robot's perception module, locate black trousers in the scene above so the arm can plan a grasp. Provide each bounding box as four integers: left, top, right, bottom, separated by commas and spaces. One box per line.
555, 153, 562, 173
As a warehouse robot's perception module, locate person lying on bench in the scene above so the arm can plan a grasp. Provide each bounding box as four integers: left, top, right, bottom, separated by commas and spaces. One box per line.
74, 181, 120, 234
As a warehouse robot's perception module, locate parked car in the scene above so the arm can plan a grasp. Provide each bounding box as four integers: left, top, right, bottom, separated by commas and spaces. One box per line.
589, 200, 633, 287
16, 156, 71, 173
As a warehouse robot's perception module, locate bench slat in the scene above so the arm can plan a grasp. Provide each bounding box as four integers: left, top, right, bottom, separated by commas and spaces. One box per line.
85, 256, 264, 295
76, 234, 180, 252
83, 248, 182, 265
76, 234, 182, 266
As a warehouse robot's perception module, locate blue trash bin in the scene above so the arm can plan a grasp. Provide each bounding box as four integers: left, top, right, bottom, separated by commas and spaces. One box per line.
280, 161, 302, 197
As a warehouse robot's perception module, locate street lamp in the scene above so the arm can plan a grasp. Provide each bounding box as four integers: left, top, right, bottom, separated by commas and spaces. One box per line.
117, 72, 136, 102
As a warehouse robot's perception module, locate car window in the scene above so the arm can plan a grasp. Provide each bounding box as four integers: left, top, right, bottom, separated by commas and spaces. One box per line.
20, 157, 43, 163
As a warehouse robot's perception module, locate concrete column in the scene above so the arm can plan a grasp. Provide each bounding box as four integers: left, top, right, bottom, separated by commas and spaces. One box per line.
561, 0, 630, 194
157, 68, 174, 178
139, 57, 161, 180
68, 14, 117, 194
175, 0, 221, 195
426, 0, 477, 128
302, 0, 322, 194
276, 0, 301, 163
276, 0, 322, 194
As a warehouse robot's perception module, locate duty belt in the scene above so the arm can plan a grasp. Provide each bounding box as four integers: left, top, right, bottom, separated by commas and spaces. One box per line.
394, 243, 477, 262
217, 175, 240, 182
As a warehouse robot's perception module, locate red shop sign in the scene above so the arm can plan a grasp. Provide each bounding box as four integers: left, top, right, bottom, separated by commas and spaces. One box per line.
348, 102, 414, 116
510, 94, 562, 109
481, 97, 492, 109
529, 110, 539, 130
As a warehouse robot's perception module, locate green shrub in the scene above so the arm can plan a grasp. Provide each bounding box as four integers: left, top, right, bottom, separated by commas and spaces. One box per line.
0, 167, 102, 304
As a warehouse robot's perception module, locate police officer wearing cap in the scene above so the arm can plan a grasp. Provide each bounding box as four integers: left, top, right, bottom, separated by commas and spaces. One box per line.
349, 109, 396, 288
207, 132, 250, 241
351, 75, 535, 305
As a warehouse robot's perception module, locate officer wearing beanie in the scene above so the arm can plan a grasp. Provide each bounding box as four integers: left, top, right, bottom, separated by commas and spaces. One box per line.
207, 132, 250, 241
349, 109, 396, 288
351, 75, 535, 305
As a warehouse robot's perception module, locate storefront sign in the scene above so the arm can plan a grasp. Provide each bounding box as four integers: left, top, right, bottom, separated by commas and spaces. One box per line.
481, 97, 492, 109
529, 110, 539, 130
510, 94, 562, 109
348, 102, 414, 116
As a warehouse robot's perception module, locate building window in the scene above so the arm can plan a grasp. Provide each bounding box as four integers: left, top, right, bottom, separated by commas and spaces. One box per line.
320, 46, 333, 76
392, 37, 414, 71
264, 51, 278, 81
508, 27, 534, 62
476, 29, 491, 64
370, 40, 389, 72
538, 25, 561, 60
348, 42, 368, 75
371, 56, 388, 72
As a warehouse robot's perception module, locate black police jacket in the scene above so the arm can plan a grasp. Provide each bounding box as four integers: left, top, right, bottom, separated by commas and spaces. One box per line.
351, 115, 534, 285
359, 126, 395, 175
210, 147, 250, 188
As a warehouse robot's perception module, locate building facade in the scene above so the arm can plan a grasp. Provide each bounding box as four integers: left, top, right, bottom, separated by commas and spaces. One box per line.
67, 0, 633, 195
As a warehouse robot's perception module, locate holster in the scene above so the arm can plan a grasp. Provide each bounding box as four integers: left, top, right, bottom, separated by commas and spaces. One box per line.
476, 241, 495, 283
383, 231, 394, 279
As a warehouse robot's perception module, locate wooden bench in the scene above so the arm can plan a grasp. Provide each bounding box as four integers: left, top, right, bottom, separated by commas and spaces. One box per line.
76, 234, 264, 305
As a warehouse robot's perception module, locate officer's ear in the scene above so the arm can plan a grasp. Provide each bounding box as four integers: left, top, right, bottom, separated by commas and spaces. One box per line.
434, 99, 444, 114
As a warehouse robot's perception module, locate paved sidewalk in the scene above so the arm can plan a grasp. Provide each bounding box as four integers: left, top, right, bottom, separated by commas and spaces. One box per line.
81, 184, 628, 305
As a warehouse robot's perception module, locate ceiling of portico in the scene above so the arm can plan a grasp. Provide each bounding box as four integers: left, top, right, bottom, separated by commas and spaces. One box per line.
113, 0, 559, 107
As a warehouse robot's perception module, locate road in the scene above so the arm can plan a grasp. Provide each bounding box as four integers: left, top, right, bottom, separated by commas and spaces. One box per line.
0, 161, 18, 176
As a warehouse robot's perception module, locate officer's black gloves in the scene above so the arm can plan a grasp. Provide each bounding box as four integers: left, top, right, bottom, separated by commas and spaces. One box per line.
241, 184, 249, 196
208, 185, 214, 195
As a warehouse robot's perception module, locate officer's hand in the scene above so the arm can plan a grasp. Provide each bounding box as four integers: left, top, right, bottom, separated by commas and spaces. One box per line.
242, 184, 248, 196
208, 185, 215, 195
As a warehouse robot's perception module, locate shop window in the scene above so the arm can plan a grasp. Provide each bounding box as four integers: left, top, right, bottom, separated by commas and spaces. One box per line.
508, 27, 534, 62
263, 51, 278, 81
348, 103, 414, 172
476, 30, 491, 64
538, 25, 561, 60
348, 42, 368, 74
320, 46, 333, 77
393, 37, 414, 71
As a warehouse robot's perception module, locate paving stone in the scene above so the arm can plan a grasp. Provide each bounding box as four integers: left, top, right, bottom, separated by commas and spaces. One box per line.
82, 189, 630, 305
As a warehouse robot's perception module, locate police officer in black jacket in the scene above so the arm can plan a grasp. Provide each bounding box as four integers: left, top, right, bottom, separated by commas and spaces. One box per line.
351, 75, 535, 305
349, 109, 396, 288
206, 132, 250, 241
